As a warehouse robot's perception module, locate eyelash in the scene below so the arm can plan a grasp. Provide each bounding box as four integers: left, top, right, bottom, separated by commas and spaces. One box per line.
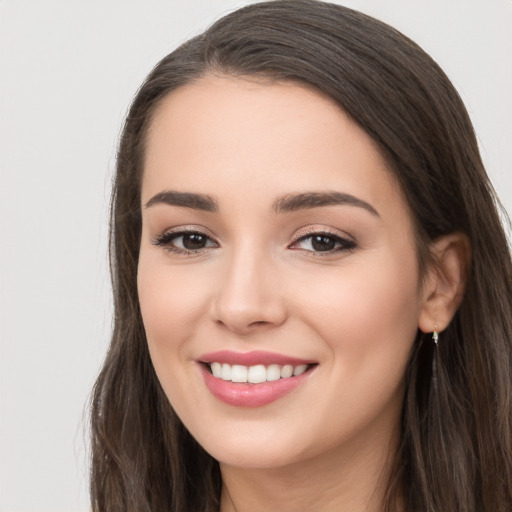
152, 229, 356, 256
152, 230, 217, 256
290, 230, 357, 255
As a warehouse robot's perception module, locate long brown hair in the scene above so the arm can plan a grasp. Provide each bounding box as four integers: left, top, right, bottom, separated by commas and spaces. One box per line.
90, 1, 512, 510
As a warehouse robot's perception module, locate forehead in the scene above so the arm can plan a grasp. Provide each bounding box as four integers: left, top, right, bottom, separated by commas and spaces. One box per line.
145, 76, 370, 165
142, 75, 405, 224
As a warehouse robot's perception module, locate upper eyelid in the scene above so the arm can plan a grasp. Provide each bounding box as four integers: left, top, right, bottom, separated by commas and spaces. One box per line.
156, 225, 218, 239
151, 230, 218, 255
290, 233, 355, 248
291, 226, 355, 243
155, 230, 217, 243
151, 227, 216, 248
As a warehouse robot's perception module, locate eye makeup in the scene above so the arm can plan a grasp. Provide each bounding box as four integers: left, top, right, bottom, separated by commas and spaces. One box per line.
151, 224, 357, 257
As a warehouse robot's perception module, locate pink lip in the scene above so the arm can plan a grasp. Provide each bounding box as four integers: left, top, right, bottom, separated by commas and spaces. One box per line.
199, 350, 315, 366
199, 364, 315, 408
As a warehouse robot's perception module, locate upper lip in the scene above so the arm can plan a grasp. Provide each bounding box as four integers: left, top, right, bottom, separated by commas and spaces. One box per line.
198, 350, 316, 366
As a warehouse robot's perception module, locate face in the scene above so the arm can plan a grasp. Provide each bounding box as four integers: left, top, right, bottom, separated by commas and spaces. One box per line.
138, 76, 428, 470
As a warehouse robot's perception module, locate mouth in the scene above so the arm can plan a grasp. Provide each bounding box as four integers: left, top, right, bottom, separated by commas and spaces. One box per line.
203, 361, 316, 384
198, 351, 318, 407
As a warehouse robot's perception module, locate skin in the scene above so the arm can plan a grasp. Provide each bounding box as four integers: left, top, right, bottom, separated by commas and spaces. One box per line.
137, 76, 466, 511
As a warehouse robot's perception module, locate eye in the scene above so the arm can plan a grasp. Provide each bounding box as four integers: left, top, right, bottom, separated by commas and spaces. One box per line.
290, 232, 356, 253
152, 230, 217, 254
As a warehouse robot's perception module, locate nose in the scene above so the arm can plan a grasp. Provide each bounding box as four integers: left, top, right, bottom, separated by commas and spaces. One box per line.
211, 247, 287, 335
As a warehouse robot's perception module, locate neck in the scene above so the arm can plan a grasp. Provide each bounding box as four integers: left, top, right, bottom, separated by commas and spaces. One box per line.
219, 421, 402, 512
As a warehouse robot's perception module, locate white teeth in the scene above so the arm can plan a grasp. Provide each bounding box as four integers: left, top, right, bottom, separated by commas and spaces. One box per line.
221, 363, 231, 381
281, 365, 293, 378
231, 364, 248, 383
248, 365, 266, 384
208, 362, 312, 383
211, 362, 222, 378
293, 364, 308, 376
266, 364, 281, 381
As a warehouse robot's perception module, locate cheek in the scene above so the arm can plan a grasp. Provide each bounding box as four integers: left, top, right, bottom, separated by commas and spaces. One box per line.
294, 249, 421, 369
137, 256, 216, 424
137, 254, 210, 368
283, 252, 421, 447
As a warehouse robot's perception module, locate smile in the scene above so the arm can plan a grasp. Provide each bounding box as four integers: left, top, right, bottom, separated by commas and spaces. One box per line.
198, 351, 317, 407
208, 362, 310, 383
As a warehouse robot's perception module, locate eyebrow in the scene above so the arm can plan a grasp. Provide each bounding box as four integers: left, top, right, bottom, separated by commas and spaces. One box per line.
144, 189, 379, 217
145, 190, 218, 212
273, 191, 379, 216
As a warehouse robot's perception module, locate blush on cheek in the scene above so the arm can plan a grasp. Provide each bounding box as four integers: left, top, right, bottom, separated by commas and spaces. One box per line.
139, 249, 216, 309
298, 259, 419, 358
138, 267, 212, 363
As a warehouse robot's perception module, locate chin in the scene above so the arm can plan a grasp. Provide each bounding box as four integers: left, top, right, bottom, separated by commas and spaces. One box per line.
195, 419, 346, 472
212, 444, 303, 470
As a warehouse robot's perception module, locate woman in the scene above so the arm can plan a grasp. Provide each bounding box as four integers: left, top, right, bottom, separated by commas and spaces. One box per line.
90, 1, 512, 510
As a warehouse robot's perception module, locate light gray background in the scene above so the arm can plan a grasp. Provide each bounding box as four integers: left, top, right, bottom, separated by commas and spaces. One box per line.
1, 1, 510, 511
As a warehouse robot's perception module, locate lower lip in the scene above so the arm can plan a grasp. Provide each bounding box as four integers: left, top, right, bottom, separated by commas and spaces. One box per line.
200, 364, 313, 407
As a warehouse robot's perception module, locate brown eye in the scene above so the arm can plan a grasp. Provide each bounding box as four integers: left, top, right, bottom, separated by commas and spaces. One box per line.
291, 232, 356, 253
311, 235, 337, 252
182, 233, 208, 250
152, 230, 217, 254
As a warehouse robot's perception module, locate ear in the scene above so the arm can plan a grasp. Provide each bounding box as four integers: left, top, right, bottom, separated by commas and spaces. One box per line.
418, 232, 471, 334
